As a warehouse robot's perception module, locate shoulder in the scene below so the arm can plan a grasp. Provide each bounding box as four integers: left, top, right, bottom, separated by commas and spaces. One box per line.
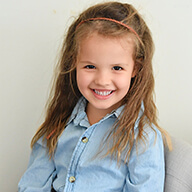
131, 123, 164, 162
33, 136, 47, 148
133, 102, 164, 153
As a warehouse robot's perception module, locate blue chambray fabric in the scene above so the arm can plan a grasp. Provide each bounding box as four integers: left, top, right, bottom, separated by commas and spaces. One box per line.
18, 97, 165, 192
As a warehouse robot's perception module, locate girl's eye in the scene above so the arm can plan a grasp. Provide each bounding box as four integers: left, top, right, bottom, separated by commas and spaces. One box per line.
113, 66, 123, 71
85, 65, 96, 69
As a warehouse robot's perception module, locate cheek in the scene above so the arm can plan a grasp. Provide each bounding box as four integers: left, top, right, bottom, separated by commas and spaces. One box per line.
76, 70, 90, 91
115, 75, 132, 90
76, 70, 83, 89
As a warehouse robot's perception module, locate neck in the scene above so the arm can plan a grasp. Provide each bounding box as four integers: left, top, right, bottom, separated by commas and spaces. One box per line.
86, 107, 106, 125
86, 103, 119, 125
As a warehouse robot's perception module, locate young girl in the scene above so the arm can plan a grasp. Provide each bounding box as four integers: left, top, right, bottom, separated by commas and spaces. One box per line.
18, 1, 171, 192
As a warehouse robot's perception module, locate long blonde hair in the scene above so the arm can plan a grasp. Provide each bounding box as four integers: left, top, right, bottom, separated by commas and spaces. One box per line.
31, 1, 171, 160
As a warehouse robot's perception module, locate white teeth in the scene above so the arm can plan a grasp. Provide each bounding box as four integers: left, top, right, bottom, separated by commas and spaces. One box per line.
94, 90, 112, 96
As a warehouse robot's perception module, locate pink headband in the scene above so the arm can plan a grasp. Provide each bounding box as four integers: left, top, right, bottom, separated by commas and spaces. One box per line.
76, 17, 141, 42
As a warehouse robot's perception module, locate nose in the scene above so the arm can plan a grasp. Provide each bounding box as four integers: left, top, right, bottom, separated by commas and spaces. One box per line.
94, 70, 111, 86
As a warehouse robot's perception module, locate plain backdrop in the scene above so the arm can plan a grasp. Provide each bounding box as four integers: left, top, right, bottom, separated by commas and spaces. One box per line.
0, 0, 192, 191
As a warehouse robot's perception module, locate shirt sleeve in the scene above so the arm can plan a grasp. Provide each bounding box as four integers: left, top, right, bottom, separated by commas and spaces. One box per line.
123, 126, 165, 192
18, 137, 56, 192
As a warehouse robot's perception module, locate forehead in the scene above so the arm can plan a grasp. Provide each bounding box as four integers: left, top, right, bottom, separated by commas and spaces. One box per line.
78, 32, 135, 53
77, 33, 135, 64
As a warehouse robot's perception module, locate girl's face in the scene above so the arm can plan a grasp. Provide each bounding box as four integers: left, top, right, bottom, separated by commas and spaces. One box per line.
76, 32, 135, 117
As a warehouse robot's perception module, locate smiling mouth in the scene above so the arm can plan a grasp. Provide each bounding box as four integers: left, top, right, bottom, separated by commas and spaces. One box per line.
93, 89, 113, 96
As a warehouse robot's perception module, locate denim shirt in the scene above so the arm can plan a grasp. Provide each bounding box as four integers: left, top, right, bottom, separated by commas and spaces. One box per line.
18, 98, 165, 192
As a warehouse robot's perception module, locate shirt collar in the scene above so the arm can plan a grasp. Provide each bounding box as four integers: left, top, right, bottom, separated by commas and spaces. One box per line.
66, 97, 126, 127
67, 97, 144, 127
111, 104, 125, 120
66, 97, 87, 126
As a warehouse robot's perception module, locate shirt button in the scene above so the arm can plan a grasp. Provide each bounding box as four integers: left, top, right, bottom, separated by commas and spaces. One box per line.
82, 137, 88, 143
69, 176, 76, 183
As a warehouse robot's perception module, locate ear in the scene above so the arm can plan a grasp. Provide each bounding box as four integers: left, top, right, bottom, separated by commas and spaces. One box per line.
131, 63, 138, 78
132, 58, 143, 77
131, 68, 136, 78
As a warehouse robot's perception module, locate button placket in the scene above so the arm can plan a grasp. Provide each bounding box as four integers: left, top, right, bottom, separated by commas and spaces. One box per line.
65, 125, 97, 191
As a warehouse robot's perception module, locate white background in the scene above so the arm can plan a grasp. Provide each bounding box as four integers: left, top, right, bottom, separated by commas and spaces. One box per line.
0, 0, 192, 191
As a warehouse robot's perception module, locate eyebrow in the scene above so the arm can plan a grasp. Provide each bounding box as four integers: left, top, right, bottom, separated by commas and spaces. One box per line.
79, 61, 129, 66
79, 61, 96, 65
